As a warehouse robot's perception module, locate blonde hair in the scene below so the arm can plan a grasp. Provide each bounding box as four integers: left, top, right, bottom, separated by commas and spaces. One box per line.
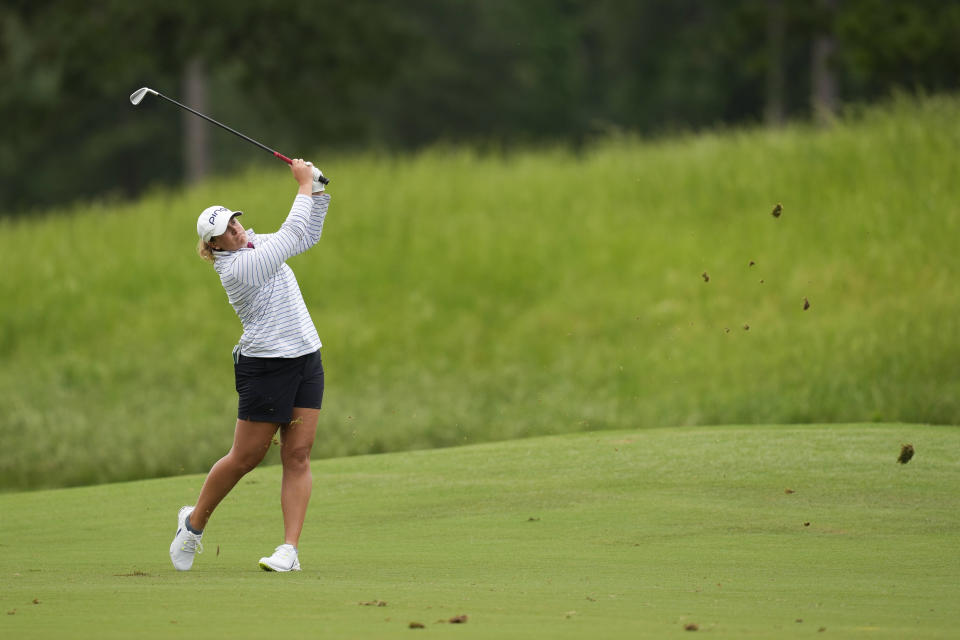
197, 237, 216, 264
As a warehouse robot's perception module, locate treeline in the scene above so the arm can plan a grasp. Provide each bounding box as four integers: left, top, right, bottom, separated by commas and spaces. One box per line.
1, 0, 958, 217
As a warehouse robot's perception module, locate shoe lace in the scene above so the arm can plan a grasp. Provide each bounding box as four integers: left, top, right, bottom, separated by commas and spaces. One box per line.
271, 545, 297, 564
182, 532, 204, 555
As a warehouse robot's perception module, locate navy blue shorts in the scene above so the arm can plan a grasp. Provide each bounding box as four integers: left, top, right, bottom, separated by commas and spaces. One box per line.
234, 349, 324, 423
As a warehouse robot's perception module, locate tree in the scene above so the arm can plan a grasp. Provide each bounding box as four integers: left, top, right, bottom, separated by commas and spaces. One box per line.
811, 0, 839, 125
765, 0, 786, 126
182, 57, 209, 184
2, 0, 959, 217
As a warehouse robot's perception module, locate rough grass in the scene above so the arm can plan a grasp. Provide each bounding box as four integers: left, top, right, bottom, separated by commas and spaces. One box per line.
2, 94, 960, 490
1, 424, 958, 639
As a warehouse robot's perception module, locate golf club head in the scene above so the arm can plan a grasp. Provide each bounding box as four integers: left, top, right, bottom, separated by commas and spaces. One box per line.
129, 87, 158, 105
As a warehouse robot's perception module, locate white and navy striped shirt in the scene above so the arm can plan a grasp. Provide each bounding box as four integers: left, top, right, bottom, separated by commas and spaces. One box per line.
213, 193, 330, 358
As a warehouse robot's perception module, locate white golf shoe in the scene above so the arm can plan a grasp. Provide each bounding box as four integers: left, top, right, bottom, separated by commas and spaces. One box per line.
169, 506, 203, 571
259, 544, 301, 572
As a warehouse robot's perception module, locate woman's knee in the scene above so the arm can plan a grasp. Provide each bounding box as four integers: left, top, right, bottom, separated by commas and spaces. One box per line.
228, 446, 268, 474
281, 445, 312, 471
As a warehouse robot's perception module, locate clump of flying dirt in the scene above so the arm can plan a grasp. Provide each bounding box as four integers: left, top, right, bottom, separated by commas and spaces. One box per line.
684, 622, 699, 631
409, 621, 425, 629
697, 199, 822, 336
897, 444, 915, 464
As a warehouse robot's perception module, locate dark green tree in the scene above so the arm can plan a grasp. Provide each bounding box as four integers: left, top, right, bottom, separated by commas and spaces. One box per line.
2, 0, 958, 217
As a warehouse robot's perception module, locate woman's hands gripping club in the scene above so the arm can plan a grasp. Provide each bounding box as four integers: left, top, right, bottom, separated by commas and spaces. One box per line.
291, 159, 325, 195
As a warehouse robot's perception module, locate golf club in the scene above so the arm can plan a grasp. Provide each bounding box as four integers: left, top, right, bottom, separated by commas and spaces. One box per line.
129, 87, 329, 185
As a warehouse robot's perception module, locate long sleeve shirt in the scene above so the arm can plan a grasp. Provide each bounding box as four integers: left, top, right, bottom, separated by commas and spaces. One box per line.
213, 193, 330, 358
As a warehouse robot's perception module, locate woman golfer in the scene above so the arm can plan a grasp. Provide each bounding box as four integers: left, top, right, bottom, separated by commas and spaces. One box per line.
170, 159, 330, 572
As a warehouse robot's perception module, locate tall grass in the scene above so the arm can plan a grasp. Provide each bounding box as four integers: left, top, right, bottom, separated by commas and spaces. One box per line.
2, 94, 958, 490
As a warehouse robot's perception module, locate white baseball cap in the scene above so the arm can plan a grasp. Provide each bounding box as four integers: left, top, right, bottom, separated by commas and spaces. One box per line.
197, 205, 243, 243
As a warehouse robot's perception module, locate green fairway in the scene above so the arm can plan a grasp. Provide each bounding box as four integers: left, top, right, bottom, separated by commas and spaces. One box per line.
1, 424, 957, 639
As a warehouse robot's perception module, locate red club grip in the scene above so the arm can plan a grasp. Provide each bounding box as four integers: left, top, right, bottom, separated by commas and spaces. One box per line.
274, 151, 330, 184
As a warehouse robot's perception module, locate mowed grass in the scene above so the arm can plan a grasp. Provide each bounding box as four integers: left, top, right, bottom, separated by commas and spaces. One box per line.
1, 424, 957, 639
2, 94, 960, 490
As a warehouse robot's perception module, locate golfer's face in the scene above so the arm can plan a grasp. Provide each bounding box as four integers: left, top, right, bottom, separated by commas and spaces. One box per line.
213, 216, 247, 251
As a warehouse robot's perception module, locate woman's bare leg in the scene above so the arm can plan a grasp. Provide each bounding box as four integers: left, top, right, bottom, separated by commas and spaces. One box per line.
191, 419, 278, 531
279, 407, 320, 547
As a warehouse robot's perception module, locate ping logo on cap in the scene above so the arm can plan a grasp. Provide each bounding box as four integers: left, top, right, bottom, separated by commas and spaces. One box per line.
209, 207, 229, 225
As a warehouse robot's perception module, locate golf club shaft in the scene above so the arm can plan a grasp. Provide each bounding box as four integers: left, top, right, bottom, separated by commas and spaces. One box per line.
153, 90, 330, 185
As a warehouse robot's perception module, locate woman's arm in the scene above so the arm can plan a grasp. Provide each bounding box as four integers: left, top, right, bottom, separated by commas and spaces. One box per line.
227, 160, 326, 286
302, 194, 330, 249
